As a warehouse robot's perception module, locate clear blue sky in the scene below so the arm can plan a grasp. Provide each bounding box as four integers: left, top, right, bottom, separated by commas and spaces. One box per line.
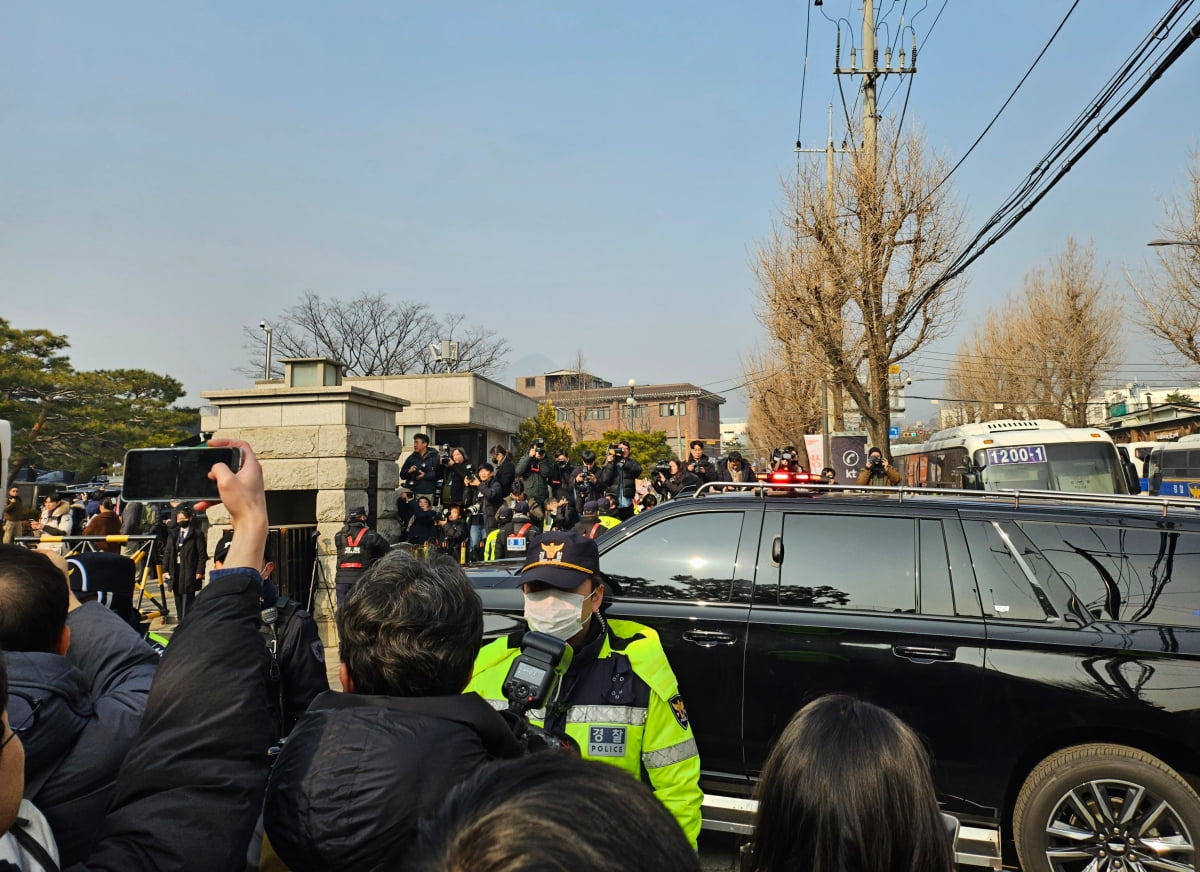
3, 2, 1197, 422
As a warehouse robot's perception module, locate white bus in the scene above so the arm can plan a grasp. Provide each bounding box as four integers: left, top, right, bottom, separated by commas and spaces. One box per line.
891, 419, 1135, 494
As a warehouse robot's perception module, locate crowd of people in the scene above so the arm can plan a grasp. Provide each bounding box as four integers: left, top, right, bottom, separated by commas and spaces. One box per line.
1, 439, 957, 871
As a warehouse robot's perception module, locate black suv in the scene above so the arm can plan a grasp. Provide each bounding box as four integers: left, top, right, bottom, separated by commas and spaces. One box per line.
467, 485, 1200, 872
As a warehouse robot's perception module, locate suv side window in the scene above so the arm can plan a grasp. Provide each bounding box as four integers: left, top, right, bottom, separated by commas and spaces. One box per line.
919, 519, 956, 616
1019, 521, 1200, 627
779, 514, 915, 611
962, 520, 1056, 621
603, 511, 745, 602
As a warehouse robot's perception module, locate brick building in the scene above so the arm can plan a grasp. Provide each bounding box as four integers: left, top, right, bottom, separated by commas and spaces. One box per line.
516, 370, 725, 457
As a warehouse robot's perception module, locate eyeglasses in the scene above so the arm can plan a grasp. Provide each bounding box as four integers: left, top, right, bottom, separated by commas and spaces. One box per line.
1, 696, 42, 751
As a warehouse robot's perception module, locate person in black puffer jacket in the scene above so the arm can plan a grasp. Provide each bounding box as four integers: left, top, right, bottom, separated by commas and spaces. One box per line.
262, 550, 523, 872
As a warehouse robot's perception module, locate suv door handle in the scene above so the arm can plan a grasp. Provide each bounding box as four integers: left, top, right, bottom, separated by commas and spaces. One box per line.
683, 629, 738, 648
893, 644, 956, 662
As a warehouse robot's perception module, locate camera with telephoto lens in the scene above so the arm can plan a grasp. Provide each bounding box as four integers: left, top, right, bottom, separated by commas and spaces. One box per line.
654, 460, 672, 478
500, 631, 579, 754
577, 471, 596, 495
439, 444, 452, 464
869, 456, 885, 472
608, 443, 624, 458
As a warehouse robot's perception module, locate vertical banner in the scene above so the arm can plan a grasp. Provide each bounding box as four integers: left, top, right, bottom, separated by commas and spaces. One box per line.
804, 435, 824, 472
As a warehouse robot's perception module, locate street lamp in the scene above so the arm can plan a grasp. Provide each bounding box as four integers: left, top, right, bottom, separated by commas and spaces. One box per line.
259, 321, 273, 381
1147, 239, 1200, 247
626, 379, 638, 431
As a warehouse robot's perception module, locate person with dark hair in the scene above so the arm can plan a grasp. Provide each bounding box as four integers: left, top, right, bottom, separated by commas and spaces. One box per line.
821, 466, 838, 484
548, 449, 574, 501
746, 694, 953, 872
401, 434, 442, 503
514, 441, 551, 520
441, 447, 471, 505
473, 463, 504, 534
657, 458, 701, 500
161, 504, 206, 620
407, 496, 439, 547
410, 754, 701, 872
489, 445, 516, 497
437, 503, 469, 560
0, 543, 158, 866
856, 446, 902, 487
636, 492, 659, 513
686, 439, 719, 485
3, 486, 23, 545
333, 506, 390, 608
82, 497, 122, 554
468, 532, 703, 847
716, 451, 756, 487
262, 550, 523, 872
571, 449, 604, 515
600, 441, 642, 520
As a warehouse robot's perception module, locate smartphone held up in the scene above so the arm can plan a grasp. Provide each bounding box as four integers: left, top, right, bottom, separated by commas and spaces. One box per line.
122, 446, 242, 502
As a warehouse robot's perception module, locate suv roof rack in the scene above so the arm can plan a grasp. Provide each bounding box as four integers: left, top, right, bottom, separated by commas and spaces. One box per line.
691, 480, 1200, 518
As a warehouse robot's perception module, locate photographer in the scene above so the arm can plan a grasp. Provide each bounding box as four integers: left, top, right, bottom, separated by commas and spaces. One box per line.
400, 434, 442, 504
856, 446, 903, 487
467, 532, 703, 847
570, 449, 604, 515
437, 504, 469, 561
473, 463, 505, 535
600, 440, 642, 521
687, 440, 719, 485
263, 550, 523, 871
656, 458, 701, 500
441, 447, 471, 505
548, 450, 574, 501
490, 445, 516, 497
514, 439, 551, 518
406, 496, 439, 547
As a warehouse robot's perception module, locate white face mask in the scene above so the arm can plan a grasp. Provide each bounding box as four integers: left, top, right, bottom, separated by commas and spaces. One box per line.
523, 588, 596, 641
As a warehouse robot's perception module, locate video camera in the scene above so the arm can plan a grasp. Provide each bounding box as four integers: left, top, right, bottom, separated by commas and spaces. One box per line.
653, 459, 672, 478
500, 631, 578, 754
607, 443, 624, 459
439, 444, 452, 464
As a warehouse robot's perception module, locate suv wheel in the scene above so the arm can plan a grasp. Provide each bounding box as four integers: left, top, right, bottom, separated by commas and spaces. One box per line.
1014, 743, 1200, 872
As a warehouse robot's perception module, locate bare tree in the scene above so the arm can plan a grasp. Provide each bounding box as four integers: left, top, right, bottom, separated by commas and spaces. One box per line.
743, 345, 823, 468
1131, 150, 1200, 366
754, 119, 965, 453
242, 292, 509, 379
947, 238, 1123, 427
553, 350, 597, 442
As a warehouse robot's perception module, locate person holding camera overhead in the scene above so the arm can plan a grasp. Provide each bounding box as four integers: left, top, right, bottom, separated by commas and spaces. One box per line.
400, 433, 442, 505
467, 531, 703, 847
514, 438, 552, 518
856, 446, 903, 486
601, 440, 642, 521
570, 449, 605, 516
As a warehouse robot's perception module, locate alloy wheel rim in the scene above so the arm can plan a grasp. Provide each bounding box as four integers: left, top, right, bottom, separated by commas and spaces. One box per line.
1042, 778, 1195, 872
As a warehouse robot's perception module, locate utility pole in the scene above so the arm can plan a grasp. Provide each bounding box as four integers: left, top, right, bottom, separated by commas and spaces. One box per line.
831, 0, 916, 446
796, 105, 851, 468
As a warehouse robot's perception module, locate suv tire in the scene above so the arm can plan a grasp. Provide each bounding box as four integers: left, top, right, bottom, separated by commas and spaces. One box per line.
1013, 743, 1200, 872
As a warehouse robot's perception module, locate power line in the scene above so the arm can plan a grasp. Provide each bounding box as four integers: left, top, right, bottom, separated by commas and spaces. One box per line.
899, 2, 1200, 336
919, 0, 1081, 209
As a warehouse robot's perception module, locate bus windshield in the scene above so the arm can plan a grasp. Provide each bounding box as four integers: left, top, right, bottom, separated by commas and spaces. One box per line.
974, 442, 1124, 493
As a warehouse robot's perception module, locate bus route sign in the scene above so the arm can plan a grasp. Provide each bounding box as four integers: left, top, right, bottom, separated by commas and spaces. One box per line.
985, 445, 1048, 465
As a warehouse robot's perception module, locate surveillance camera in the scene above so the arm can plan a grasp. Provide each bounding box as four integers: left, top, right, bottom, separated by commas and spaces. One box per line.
259, 321, 267, 331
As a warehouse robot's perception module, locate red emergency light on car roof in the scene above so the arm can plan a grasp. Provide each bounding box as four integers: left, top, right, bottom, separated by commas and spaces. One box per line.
757, 469, 824, 485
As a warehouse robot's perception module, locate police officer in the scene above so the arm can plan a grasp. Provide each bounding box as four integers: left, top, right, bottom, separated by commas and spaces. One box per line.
467, 532, 703, 847
333, 506, 390, 608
